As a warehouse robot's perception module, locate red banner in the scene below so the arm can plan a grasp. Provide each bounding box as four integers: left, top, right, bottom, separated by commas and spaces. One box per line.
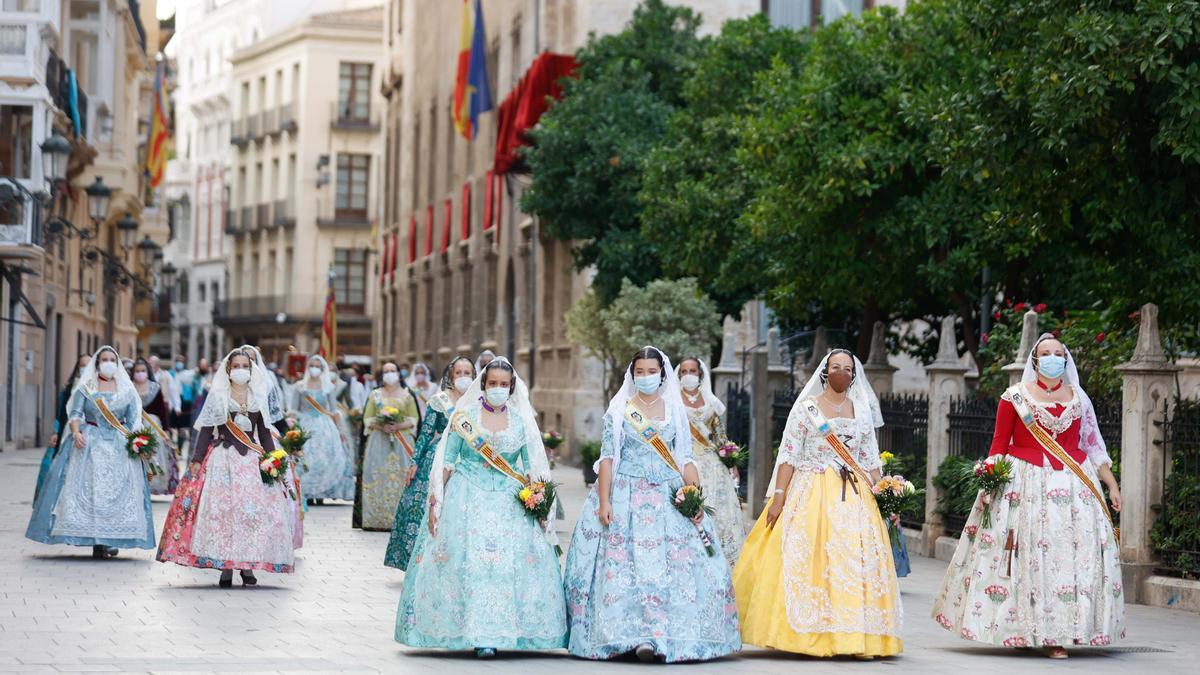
441, 198, 451, 253
408, 215, 417, 263
483, 170, 494, 230
461, 182, 472, 240
424, 205, 434, 257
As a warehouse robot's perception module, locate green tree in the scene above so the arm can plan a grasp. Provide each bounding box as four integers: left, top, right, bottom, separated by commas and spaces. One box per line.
566, 277, 721, 397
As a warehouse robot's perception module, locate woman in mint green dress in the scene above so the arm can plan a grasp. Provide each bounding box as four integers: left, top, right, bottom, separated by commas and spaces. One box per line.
384, 356, 475, 570
395, 358, 567, 659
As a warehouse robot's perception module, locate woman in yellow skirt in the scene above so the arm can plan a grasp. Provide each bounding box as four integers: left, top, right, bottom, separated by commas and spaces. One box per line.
733, 348, 902, 658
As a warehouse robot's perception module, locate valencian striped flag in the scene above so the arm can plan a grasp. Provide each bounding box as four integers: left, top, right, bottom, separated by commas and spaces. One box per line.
452, 0, 493, 139
319, 269, 337, 360
145, 60, 171, 188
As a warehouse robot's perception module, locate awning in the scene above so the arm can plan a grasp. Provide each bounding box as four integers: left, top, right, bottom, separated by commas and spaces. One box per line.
492, 52, 578, 175
0, 262, 45, 329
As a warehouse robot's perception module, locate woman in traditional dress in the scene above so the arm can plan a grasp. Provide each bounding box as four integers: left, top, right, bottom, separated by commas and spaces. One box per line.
931, 334, 1124, 658
157, 347, 295, 587
564, 346, 741, 663
677, 356, 745, 566
395, 357, 568, 658
734, 348, 902, 658
132, 358, 180, 495
330, 368, 360, 499
35, 354, 89, 502
384, 356, 475, 570
406, 362, 438, 417
290, 355, 354, 503
26, 346, 155, 559
359, 362, 420, 531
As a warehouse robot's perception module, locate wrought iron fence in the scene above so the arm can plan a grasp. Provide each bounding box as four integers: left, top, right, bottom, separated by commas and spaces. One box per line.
771, 387, 795, 450
724, 382, 750, 502
948, 395, 998, 459
879, 393, 929, 528
1153, 397, 1200, 579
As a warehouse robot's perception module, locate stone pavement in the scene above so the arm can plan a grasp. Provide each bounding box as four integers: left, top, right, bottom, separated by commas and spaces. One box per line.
1, 447, 1198, 674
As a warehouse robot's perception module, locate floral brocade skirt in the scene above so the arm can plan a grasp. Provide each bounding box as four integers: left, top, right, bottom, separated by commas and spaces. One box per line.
693, 446, 746, 566
359, 431, 412, 531
157, 444, 295, 573
733, 467, 902, 657
931, 456, 1124, 647
294, 411, 354, 500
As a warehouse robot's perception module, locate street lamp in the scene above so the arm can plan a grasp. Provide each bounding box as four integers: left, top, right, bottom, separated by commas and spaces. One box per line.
162, 261, 178, 292
116, 212, 139, 251
40, 131, 71, 186
136, 234, 159, 271
153, 248, 164, 278
85, 176, 111, 225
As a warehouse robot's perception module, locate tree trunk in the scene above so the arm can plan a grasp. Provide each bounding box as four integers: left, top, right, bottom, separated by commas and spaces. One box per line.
856, 297, 880, 361
951, 290, 981, 370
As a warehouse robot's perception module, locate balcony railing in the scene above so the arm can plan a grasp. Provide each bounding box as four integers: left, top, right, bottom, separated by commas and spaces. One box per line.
245, 115, 259, 139
278, 103, 297, 133
273, 198, 295, 227
213, 295, 287, 322
256, 203, 271, 230
330, 102, 379, 132
264, 108, 280, 137
239, 206, 253, 233
223, 208, 240, 234
231, 119, 248, 147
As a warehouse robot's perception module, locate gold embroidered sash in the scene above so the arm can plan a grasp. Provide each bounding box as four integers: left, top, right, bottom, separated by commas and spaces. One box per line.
224, 419, 266, 454
140, 411, 178, 453
304, 393, 339, 422
623, 402, 682, 476
90, 394, 132, 436
799, 398, 872, 485
688, 417, 715, 451
1007, 385, 1118, 541
448, 410, 528, 486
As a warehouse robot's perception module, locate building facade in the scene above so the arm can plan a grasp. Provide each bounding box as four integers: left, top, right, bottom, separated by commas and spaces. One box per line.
216, 5, 384, 366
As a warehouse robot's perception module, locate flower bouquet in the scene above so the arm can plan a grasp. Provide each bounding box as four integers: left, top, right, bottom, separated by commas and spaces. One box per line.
542, 430, 563, 468
517, 481, 563, 555
872, 475, 924, 547
674, 485, 717, 557
126, 430, 164, 477
972, 457, 1014, 528
260, 448, 296, 498
374, 405, 404, 430
278, 426, 311, 471
716, 441, 745, 469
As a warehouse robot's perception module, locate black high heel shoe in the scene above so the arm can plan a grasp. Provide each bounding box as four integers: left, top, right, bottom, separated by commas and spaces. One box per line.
218, 571, 233, 588
240, 571, 258, 586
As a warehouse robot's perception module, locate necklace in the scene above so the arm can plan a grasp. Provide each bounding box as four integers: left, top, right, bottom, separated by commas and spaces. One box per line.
481, 399, 507, 414
231, 388, 252, 431
636, 391, 662, 408
822, 392, 850, 415
682, 389, 702, 404
1036, 379, 1063, 393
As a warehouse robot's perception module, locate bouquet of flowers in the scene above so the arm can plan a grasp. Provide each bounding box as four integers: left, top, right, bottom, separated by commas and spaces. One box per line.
541, 430, 563, 468
278, 426, 310, 471
972, 457, 1014, 528
880, 450, 899, 471
259, 449, 296, 498
716, 441, 745, 469
283, 414, 299, 430
674, 485, 717, 557
374, 405, 403, 430
517, 481, 563, 555
872, 475, 924, 546
126, 430, 164, 479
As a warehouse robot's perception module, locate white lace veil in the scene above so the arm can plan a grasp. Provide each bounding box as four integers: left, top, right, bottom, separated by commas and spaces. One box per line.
69, 345, 141, 431
299, 354, 335, 396
675, 357, 725, 416
194, 346, 273, 429
406, 361, 433, 391
600, 346, 693, 475
474, 349, 496, 372
1020, 333, 1111, 467
426, 356, 556, 548
236, 344, 285, 423
766, 349, 882, 495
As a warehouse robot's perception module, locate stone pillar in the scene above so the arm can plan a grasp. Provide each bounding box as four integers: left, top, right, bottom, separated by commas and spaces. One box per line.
711, 321, 741, 403
747, 349, 772, 519
766, 327, 792, 393
863, 321, 897, 395
922, 315, 969, 556
1002, 310, 1039, 385
1114, 303, 1179, 603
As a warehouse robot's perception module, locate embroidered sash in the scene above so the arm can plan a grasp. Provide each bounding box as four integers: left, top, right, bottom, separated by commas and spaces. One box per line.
623, 402, 682, 476
372, 389, 415, 458
223, 418, 266, 454
448, 410, 528, 486
88, 392, 132, 436
303, 393, 339, 422
1007, 385, 1118, 540
688, 417, 715, 450
140, 411, 178, 453
799, 398, 872, 485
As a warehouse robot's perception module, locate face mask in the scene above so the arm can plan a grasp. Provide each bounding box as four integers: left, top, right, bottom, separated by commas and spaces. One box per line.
175, 361, 185, 371
454, 376, 473, 392
308, 366, 323, 378
382, 372, 400, 386
133, 371, 149, 383
415, 372, 427, 382
679, 374, 700, 391
399, 369, 409, 378
1038, 354, 1067, 379
229, 368, 251, 385
485, 387, 510, 407
98, 362, 118, 378
634, 374, 660, 395
826, 370, 853, 394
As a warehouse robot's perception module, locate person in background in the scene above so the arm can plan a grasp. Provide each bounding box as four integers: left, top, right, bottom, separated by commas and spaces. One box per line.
406, 363, 439, 417
37, 354, 91, 502
474, 350, 495, 372
173, 355, 199, 449
347, 365, 367, 410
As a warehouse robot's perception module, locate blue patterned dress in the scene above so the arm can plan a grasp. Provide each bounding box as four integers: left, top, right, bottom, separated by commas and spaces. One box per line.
293, 386, 354, 500
395, 408, 568, 651
564, 415, 741, 662
383, 394, 450, 570
26, 388, 156, 549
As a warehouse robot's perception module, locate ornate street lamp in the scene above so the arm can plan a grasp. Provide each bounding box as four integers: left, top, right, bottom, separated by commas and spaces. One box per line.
39, 131, 71, 186
162, 261, 178, 292
116, 212, 139, 251
153, 248, 164, 278
137, 234, 159, 271
85, 176, 111, 225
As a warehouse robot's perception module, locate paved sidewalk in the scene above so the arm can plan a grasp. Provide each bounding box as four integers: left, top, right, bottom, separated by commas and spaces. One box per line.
1, 447, 1197, 673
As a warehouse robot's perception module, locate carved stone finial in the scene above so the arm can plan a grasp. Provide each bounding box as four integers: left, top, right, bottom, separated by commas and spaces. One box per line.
1015, 310, 1039, 364
1130, 303, 1168, 365
767, 327, 783, 367
932, 315, 959, 365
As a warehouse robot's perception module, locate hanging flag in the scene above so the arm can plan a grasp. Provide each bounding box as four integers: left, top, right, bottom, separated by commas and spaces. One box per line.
145, 60, 171, 188
452, 0, 493, 139
319, 269, 337, 361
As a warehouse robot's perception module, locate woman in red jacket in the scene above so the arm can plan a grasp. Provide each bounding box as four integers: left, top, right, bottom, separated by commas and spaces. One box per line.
932, 334, 1124, 658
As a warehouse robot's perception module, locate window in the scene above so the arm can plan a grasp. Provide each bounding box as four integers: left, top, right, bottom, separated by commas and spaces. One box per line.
199, 283, 207, 303
765, 0, 812, 28
337, 62, 372, 122
0, 105, 33, 179
821, 1, 865, 25
335, 154, 370, 221
334, 248, 367, 311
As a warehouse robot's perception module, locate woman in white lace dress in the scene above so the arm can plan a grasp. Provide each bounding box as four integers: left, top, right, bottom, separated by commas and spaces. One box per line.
733, 349, 901, 658
676, 357, 745, 566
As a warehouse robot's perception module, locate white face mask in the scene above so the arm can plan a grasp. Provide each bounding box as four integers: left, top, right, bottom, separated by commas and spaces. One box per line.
133, 371, 149, 383
229, 368, 252, 385
485, 387, 510, 407
382, 372, 400, 386
454, 376, 473, 392
308, 366, 323, 378
98, 361, 118, 378
680, 374, 700, 391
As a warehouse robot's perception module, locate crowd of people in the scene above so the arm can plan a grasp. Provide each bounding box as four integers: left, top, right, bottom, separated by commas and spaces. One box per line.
23, 336, 1124, 662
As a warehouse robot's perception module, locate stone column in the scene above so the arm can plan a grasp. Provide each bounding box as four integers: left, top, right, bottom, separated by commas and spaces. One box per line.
863, 321, 897, 395
747, 349, 772, 519
1002, 310, 1039, 385
1114, 303, 1179, 603
766, 327, 792, 393
711, 320, 741, 403
922, 315, 969, 556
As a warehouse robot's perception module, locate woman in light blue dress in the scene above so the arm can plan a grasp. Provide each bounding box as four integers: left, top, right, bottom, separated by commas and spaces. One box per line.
564, 346, 741, 663
26, 346, 155, 558
291, 355, 354, 502
395, 358, 567, 659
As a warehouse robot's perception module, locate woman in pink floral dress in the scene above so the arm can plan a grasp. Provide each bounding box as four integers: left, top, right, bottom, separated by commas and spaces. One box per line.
932, 334, 1124, 658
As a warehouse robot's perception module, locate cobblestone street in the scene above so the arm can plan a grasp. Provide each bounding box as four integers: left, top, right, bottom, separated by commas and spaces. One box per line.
2, 447, 1198, 673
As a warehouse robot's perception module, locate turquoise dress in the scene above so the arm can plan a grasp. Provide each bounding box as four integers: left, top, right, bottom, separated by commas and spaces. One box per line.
563, 414, 741, 662
293, 386, 354, 500
383, 394, 450, 570
26, 388, 156, 549
395, 408, 568, 650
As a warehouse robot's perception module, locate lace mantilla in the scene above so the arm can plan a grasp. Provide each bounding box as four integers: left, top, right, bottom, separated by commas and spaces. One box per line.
1003, 384, 1082, 439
